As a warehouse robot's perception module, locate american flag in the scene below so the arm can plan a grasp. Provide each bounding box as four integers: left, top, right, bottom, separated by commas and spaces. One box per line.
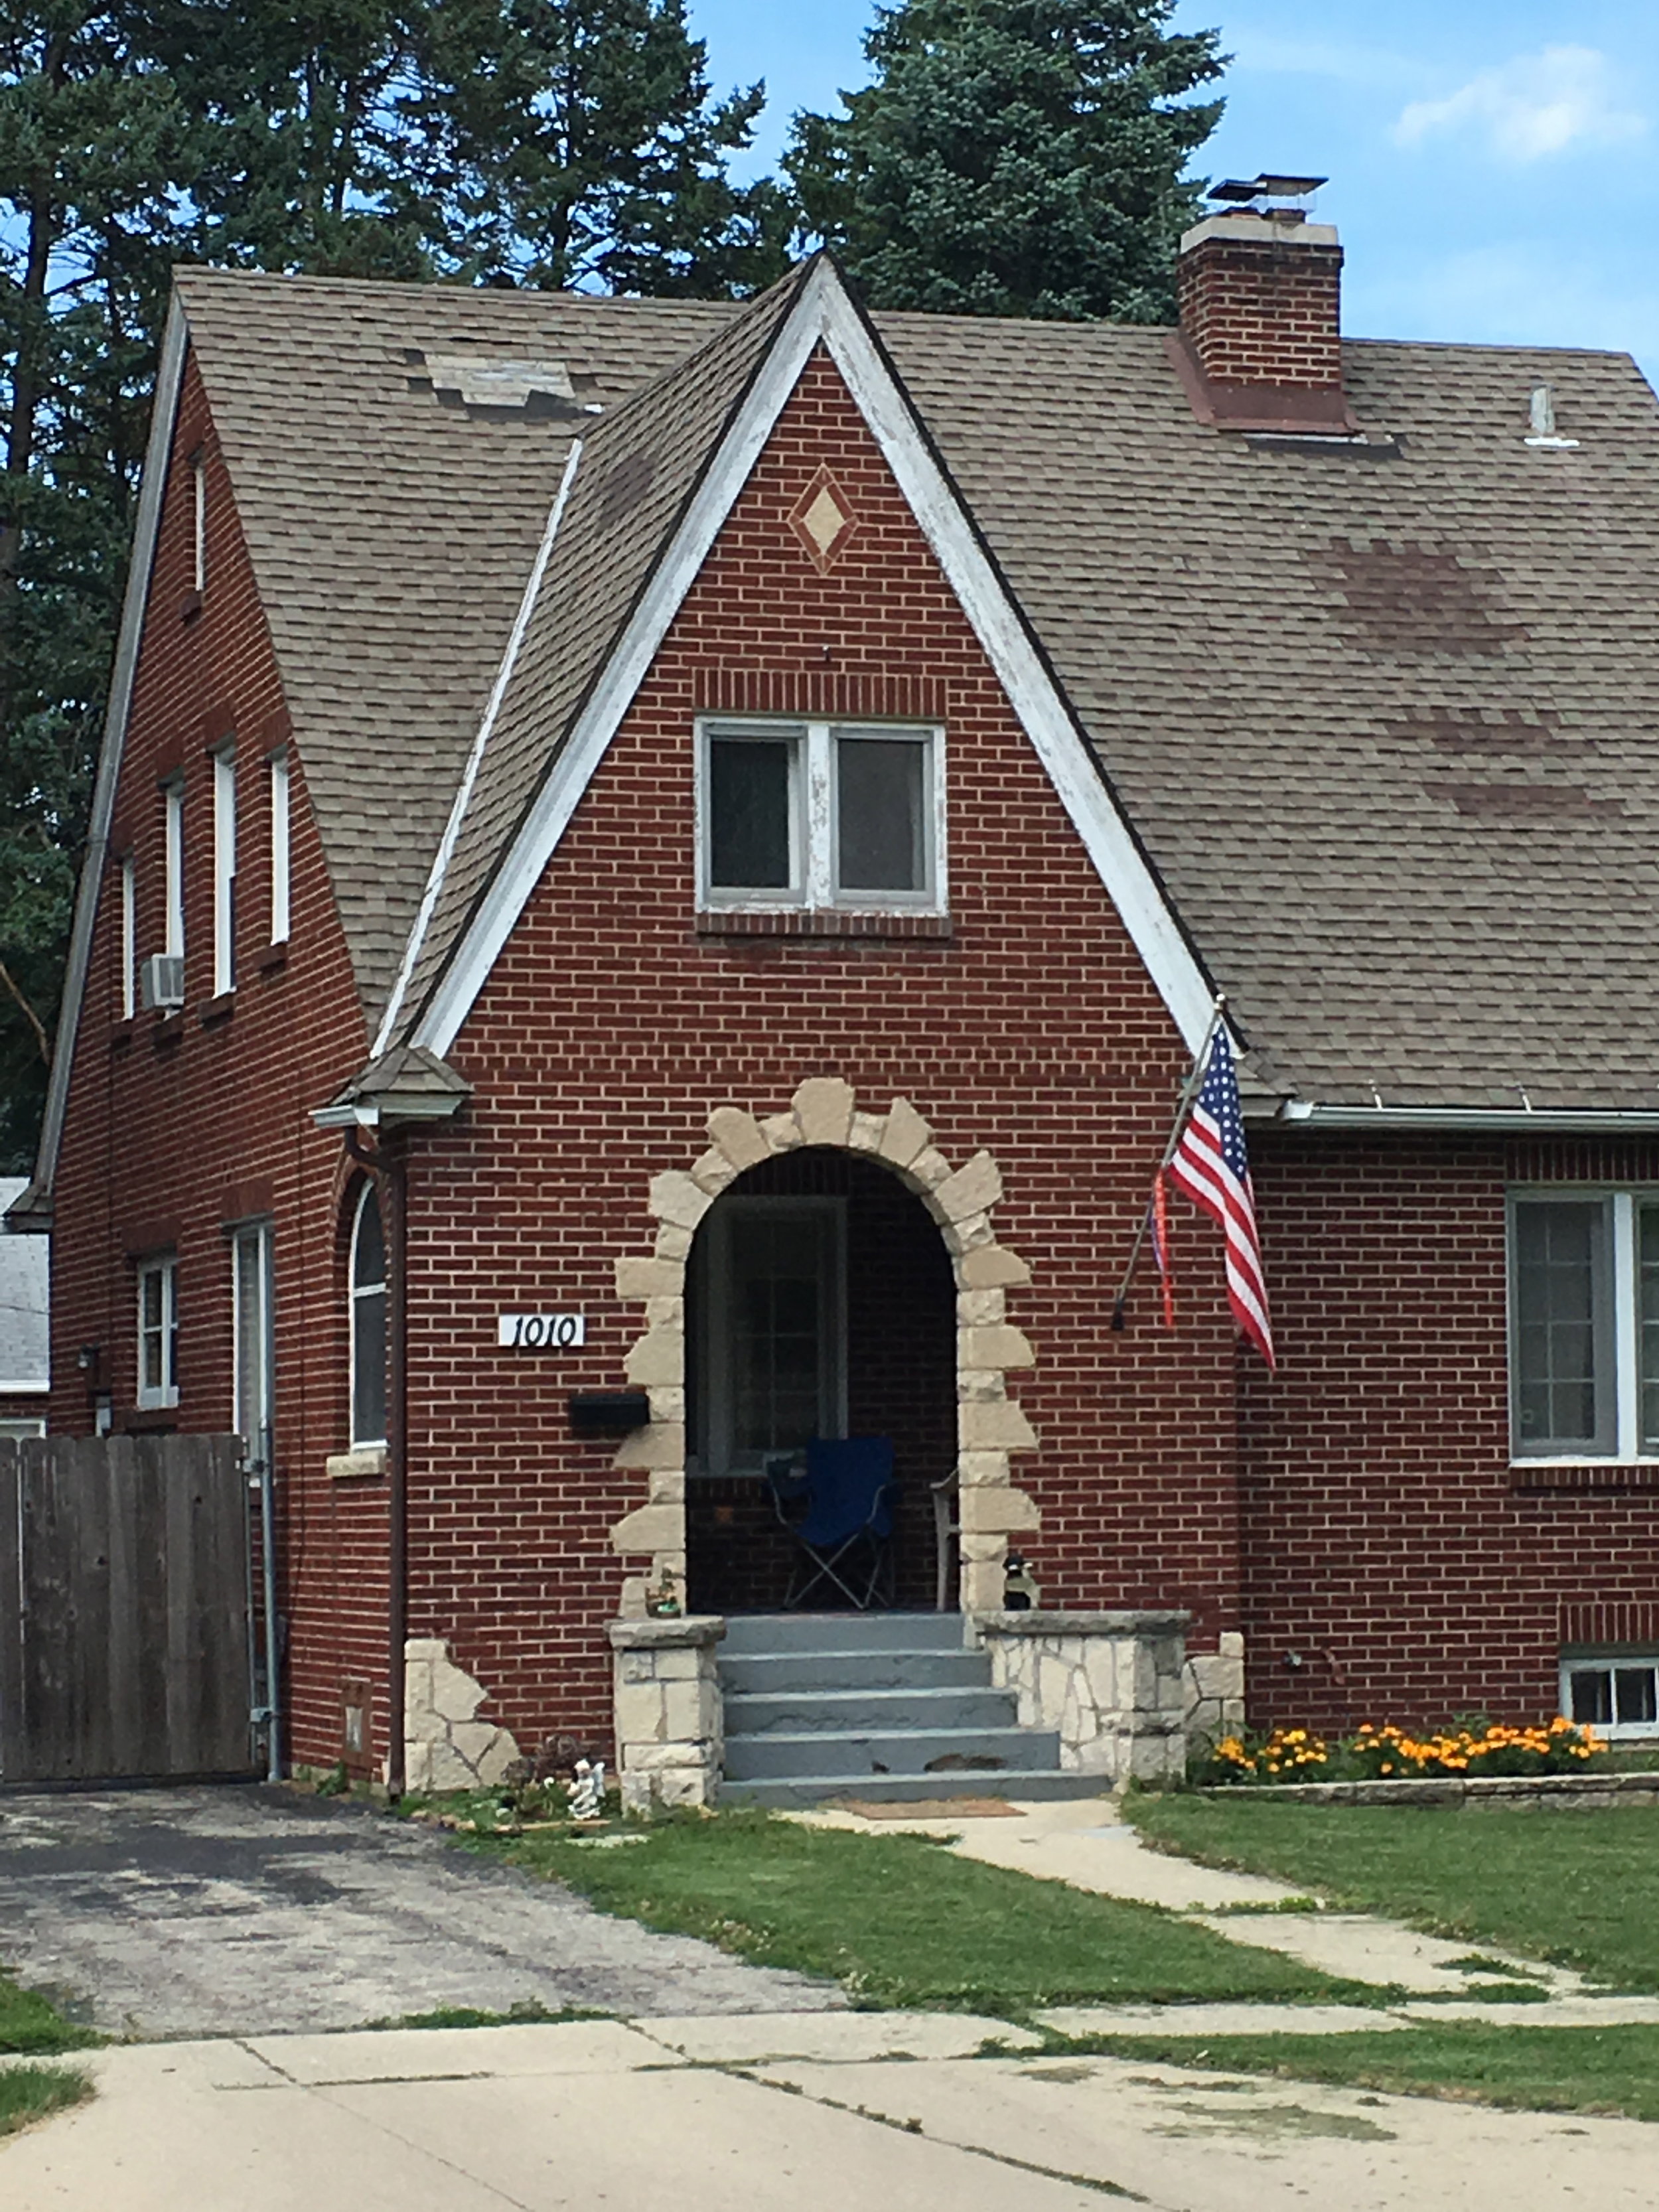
1166, 1028, 1275, 1368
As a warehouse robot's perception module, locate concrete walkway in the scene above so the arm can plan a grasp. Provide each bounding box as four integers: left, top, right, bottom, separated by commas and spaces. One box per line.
0, 1787, 838, 2037
799, 1795, 1628, 2018
6, 2012, 1654, 2209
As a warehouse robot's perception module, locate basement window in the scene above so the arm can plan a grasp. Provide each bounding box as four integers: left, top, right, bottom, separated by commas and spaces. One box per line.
1509, 1190, 1659, 1461
1561, 1652, 1659, 1739
696, 718, 944, 914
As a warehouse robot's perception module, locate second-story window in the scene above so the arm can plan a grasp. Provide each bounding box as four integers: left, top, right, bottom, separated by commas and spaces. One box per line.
697, 719, 944, 913
164, 779, 185, 960
213, 747, 236, 995
269, 749, 290, 944
191, 451, 206, 594
119, 854, 136, 1020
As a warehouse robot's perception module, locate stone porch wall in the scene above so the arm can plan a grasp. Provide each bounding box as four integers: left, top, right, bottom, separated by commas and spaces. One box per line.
608, 1614, 726, 1811
977, 1610, 1191, 1783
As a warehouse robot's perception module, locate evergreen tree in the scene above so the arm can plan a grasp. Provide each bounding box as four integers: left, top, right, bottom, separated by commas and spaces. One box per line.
787, 0, 1226, 321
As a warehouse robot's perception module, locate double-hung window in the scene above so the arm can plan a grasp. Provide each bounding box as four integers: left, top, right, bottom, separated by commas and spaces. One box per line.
1510, 1189, 1659, 1460
232, 1221, 274, 1469
268, 750, 290, 944
349, 1183, 388, 1449
136, 1255, 179, 1410
213, 747, 236, 995
119, 853, 137, 1019
697, 719, 944, 913
164, 779, 185, 960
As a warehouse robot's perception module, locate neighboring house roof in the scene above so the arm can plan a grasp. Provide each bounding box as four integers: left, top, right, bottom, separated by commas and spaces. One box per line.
0, 1179, 48, 1388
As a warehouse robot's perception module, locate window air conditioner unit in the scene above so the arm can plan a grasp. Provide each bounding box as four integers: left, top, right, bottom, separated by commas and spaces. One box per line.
139, 953, 186, 1010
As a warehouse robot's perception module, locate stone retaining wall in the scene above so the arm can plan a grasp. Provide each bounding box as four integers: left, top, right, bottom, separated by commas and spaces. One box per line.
1195, 1767, 1659, 1808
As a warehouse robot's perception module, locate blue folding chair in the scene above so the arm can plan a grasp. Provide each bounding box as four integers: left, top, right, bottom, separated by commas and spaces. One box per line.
766, 1438, 897, 1611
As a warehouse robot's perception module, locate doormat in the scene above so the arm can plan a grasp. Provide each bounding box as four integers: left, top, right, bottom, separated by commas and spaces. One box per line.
827, 1797, 1025, 1819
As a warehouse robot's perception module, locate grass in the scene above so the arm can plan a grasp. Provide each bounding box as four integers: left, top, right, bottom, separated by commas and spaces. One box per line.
373, 2002, 605, 2031
1126, 1793, 1659, 1991
460, 1806, 1392, 2016
0, 1967, 98, 2059
0, 2063, 90, 2140
1046, 2022, 1659, 2125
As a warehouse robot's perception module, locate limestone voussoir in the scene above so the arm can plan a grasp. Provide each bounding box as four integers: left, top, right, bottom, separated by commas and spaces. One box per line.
624, 1329, 684, 1388
877, 1095, 932, 1169
707, 1104, 771, 1170
959, 1397, 1039, 1451
611, 1420, 685, 1471
609, 1502, 684, 1556
959, 1323, 1035, 1370
690, 1147, 740, 1197
956, 1243, 1032, 1290
647, 1170, 711, 1230
958, 1483, 1041, 1535
935, 1149, 1003, 1222
614, 1254, 684, 1301
792, 1074, 856, 1147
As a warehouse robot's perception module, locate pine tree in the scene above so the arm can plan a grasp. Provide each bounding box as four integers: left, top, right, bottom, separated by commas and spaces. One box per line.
787, 0, 1226, 322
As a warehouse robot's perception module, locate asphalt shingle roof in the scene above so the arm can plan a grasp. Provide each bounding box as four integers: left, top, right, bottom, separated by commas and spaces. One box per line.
177, 265, 1659, 1110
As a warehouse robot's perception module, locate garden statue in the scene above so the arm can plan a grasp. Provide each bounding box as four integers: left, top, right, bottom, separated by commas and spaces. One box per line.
566, 1758, 606, 1820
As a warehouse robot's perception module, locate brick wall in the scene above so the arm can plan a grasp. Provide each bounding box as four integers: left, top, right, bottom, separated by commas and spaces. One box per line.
48, 349, 389, 1772
1241, 1132, 1659, 1733
403, 344, 1239, 1756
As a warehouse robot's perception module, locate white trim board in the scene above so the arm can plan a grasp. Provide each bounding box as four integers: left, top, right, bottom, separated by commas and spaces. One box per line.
26, 297, 191, 1213
413, 258, 1214, 1061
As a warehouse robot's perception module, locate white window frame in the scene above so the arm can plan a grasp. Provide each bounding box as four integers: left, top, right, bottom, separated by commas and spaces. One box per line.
695, 717, 946, 915
135, 1254, 179, 1410
349, 1181, 388, 1450
268, 749, 290, 944
212, 746, 236, 995
1559, 1651, 1659, 1739
163, 778, 185, 959
0, 1416, 46, 1440
231, 1219, 274, 1469
191, 451, 206, 593
119, 853, 136, 1020
1508, 1186, 1659, 1463
693, 1195, 847, 1478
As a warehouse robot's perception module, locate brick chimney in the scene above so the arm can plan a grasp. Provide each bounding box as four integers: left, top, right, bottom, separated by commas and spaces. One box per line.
1171, 175, 1356, 434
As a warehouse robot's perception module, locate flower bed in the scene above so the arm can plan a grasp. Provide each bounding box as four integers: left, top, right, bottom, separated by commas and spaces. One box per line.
1199, 1716, 1604, 1787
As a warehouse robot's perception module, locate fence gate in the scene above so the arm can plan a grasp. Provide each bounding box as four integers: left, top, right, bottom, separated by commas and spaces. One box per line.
0, 1433, 256, 1784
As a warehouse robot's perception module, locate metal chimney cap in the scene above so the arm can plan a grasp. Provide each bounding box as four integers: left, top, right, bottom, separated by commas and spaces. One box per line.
1208, 173, 1328, 204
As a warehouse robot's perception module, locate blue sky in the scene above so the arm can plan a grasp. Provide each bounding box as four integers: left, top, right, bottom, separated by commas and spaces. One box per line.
688, 0, 1659, 380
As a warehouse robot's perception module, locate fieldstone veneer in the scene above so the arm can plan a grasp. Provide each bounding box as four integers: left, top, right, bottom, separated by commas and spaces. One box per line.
606, 1077, 1040, 1617
608, 1614, 726, 1811
977, 1611, 1192, 1783
403, 1637, 522, 1793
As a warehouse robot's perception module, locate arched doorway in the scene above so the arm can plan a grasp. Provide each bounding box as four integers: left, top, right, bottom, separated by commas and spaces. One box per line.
684, 1149, 956, 1613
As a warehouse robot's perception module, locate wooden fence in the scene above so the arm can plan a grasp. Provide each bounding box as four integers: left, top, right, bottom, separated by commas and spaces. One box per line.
0, 1433, 255, 1784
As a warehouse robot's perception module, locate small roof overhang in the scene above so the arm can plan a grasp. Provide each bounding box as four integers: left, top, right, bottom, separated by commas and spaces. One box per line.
311, 1045, 470, 1132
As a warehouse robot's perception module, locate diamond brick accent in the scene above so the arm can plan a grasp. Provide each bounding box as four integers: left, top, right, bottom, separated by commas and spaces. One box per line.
787, 463, 858, 571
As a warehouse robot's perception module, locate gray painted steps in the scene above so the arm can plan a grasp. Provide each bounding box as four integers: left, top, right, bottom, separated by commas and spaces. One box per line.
724, 1768, 1112, 1808
725, 1686, 1021, 1736
724, 1725, 1063, 1783
717, 1609, 1096, 1806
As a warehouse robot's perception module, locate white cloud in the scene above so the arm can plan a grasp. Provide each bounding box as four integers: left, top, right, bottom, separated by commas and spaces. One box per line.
1396, 45, 1645, 162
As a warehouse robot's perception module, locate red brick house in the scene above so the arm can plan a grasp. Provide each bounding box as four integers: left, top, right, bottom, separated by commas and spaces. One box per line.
13, 183, 1659, 1798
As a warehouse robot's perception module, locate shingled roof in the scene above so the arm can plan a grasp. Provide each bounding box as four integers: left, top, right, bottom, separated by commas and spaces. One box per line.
182, 262, 1659, 1114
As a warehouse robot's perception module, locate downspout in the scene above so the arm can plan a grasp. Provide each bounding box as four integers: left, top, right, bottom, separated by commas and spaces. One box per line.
345, 1126, 409, 1798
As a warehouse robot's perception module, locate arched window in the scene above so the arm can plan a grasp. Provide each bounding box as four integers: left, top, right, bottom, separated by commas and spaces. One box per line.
349, 1181, 388, 1448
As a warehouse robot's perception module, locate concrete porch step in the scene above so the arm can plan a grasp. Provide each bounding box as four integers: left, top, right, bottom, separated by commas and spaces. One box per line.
724, 1768, 1112, 1807
719, 1611, 966, 1657
722, 1724, 1064, 1783
723, 1686, 1020, 1737
719, 1647, 990, 1694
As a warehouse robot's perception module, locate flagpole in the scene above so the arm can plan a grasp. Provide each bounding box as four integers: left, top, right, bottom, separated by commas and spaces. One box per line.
1110, 995, 1228, 1332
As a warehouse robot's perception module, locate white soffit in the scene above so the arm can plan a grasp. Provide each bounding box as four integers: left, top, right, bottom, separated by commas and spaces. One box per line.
414, 262, 1215, 1060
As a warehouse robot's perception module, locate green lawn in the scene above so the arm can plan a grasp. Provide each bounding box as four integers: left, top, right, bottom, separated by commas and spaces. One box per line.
1049, 2022, 1659, 2126
1127, 1793, 1659, 1990
0, 1966, 95, 2138
463, 1808, 1386, 2015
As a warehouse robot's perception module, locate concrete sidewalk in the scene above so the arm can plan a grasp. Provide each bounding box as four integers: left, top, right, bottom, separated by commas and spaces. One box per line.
6, 2013, 1652, 2211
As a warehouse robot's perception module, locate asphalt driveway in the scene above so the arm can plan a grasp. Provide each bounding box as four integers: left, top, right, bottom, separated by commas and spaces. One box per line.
0, 1784, 839, 2039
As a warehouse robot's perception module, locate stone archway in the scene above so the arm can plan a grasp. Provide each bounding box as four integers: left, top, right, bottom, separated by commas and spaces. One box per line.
607, 1077, 1039, 1617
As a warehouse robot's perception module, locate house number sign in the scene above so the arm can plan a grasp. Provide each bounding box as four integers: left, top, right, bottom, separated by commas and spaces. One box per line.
497, 1313, 587, 1350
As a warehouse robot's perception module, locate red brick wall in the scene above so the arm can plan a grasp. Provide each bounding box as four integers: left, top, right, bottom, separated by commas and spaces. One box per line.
404, 344, 1239, 1755
1177, 229, 1344, 392
1241, 1134, 1659, 1733
48, 348, 390, 1772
